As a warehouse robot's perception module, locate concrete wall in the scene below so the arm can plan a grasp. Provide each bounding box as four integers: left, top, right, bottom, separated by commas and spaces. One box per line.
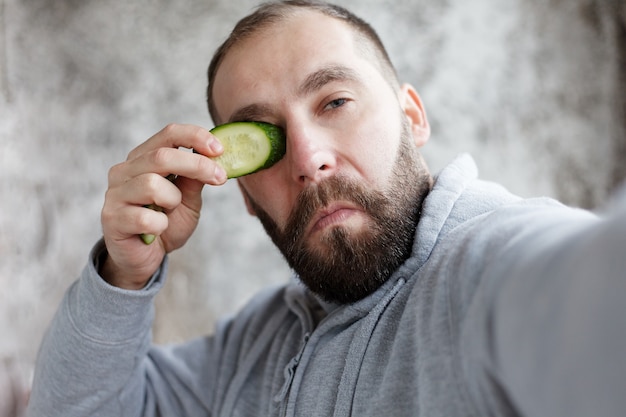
1, 0, 624, 414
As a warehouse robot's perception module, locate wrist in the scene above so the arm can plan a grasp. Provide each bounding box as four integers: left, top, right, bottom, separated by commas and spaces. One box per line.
97, 249, 152, 290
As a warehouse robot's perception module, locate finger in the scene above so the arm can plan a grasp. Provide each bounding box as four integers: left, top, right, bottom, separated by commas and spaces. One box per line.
102, 201, 169, 241
111, 146, 227, 187
109, 124, 227, 187
102, 174, 179, 244
127, 123, 223, 161
108, 172, 182, 210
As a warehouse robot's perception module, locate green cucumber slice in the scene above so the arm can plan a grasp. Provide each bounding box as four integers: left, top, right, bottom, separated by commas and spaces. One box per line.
209, 121, 286, 178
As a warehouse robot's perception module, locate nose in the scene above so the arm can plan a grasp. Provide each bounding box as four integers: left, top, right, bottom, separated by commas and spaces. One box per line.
285, 121, 337, 186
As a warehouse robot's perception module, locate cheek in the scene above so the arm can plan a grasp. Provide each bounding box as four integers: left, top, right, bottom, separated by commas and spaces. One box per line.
239, 171, 292, 227
349, 116, 402, 187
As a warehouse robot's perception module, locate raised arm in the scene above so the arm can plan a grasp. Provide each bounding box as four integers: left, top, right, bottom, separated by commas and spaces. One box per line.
100, 123, 226, 289
28, 124, 228, 416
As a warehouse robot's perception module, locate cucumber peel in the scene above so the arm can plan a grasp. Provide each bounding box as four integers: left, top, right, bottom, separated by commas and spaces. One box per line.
140, 122, 286, 244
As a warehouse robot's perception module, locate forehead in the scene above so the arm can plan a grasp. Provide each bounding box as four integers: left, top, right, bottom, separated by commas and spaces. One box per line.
212, 11, 379, 122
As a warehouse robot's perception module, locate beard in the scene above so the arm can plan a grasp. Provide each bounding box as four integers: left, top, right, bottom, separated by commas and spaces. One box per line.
244, 120, 433, 304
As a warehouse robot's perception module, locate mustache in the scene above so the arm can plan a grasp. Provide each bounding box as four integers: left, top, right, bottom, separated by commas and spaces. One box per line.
283, 175, 384, 244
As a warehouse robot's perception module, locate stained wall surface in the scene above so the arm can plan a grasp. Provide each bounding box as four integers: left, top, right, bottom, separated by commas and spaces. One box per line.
0, 0, 624, 414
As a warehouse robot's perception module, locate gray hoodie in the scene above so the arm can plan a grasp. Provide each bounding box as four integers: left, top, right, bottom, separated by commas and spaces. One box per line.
28, 154, 626, 417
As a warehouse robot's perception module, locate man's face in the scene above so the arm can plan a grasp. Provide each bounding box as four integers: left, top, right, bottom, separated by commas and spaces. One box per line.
212, 11, 432, 303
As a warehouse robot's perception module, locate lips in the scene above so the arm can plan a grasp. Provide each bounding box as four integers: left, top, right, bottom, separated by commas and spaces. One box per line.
308, 202, 364, 235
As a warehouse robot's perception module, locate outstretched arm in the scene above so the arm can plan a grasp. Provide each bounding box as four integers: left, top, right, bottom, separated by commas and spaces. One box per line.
463, 193, 626, 416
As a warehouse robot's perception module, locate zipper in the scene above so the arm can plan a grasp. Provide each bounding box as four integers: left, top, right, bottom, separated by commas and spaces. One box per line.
274, 332, 310, 416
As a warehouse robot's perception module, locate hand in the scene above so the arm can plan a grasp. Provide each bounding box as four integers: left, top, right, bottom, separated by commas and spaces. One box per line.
100, 124, 227, 289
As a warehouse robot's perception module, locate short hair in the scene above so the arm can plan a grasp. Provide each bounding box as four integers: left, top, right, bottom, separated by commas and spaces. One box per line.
206, 0, 399, 124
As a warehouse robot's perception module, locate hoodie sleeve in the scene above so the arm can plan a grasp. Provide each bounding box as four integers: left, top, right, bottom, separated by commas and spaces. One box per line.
460, 193, 626, 417
26, 240, 216, 417
27, 239, 292, 417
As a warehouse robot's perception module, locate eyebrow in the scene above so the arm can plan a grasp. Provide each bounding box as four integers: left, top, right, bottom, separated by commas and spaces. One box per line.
298, 65, 362, 97
228, 65, 362, 123
228, 103, 274, 123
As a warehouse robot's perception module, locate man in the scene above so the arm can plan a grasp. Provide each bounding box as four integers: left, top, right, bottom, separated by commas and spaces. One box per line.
28, 1, 626, 416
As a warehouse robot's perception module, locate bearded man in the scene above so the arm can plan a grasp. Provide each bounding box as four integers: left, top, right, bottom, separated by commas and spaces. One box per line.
28, 2, 626, 417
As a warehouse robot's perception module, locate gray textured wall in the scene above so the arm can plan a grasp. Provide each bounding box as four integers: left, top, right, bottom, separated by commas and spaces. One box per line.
1, 0, 624, 414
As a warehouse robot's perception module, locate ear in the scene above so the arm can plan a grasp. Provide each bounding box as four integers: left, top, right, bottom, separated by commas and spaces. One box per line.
237, 180, 257, 216
399, 83, 430, 148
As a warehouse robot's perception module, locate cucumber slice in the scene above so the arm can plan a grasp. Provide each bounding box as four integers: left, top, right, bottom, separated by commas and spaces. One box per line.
140, 122, 285, 244
209, 121, 286, 178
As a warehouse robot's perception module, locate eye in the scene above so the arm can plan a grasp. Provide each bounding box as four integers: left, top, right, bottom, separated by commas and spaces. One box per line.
324, 98, 348, 110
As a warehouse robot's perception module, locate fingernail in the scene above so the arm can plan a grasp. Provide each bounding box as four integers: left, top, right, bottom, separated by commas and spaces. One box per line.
215, 165, 227, 182
210, 138, 223, 154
